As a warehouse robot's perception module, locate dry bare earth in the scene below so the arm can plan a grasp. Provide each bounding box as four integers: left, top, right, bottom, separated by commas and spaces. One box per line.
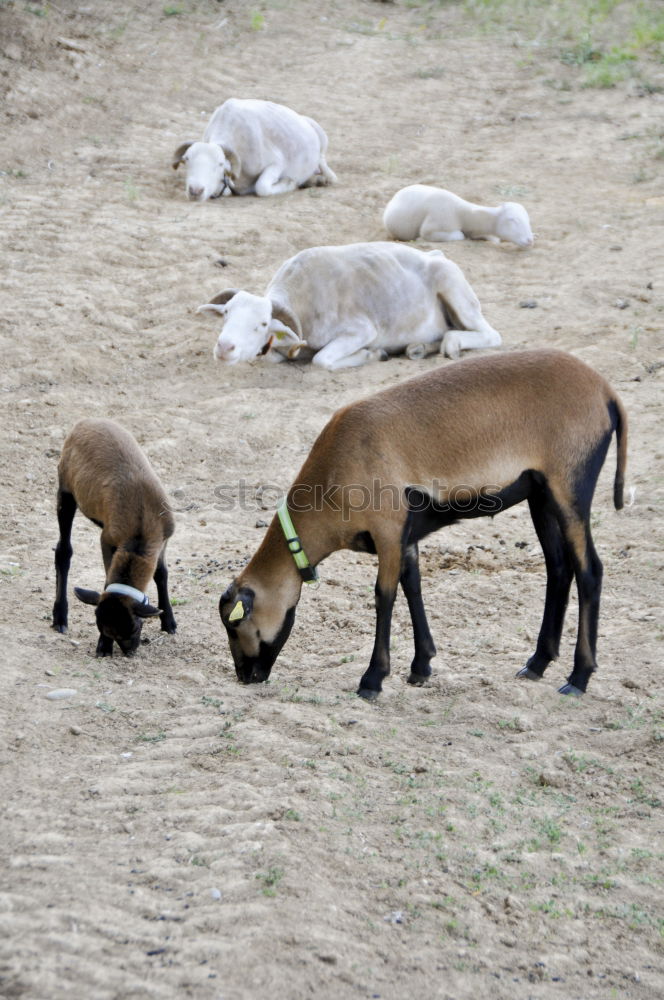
1, 1, 663, 998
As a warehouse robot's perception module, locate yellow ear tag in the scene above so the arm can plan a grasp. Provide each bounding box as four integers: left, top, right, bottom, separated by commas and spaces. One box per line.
274, 328, 291, 341
228, 600, 245, 622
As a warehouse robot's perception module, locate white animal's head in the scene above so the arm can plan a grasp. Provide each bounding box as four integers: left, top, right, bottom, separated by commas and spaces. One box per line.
496, 202, 534, 248
197, 290, 307, 364
171, 141, 238, 201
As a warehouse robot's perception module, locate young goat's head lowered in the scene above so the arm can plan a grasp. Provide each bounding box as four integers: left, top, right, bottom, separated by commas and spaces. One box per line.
219, 350, 627, 700
74, 584, 162, 656
52, 419, 177, 657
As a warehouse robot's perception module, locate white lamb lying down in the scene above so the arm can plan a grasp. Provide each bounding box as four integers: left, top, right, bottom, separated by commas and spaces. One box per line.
197, 242, 500, 370
383, 184, 534, 248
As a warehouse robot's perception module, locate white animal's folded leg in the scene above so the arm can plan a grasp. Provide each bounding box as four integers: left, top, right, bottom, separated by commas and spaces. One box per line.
420, 225, 465, 242
254, 163, 298, 196
311, 324, 379, 370
441, 327, 502, 359
434, 257, 499, 352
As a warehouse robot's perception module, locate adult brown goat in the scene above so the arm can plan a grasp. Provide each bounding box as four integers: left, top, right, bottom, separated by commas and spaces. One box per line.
219, 350, 627, 699
52, 419, 176, 656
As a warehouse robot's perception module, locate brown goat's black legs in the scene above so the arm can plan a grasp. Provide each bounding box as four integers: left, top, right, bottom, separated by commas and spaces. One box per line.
562, 522, 603, 695
519, 494, 603, 696
154, 554, 177, 634
52, 490, 77, 632
400, 543, 436, 685
358, 581, 397, 699
517, 498, 574, 682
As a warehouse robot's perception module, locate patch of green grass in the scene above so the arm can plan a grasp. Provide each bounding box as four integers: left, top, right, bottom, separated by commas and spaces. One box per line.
163, 4, 184, 15
250, 11, 265, 30
497, 716, 523, 731
414, 65, 445, 79
561, 33, 603, 65
582, 48, 634, 87
0, 562, 22, 576
630, 778, 662, 809
495, 183, 530, 198
256, 866, 284, 896
138, 730, 167, 742
201, 695, 223, 709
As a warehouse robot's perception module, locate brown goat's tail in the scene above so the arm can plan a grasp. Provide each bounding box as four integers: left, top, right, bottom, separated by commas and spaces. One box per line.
612, 395, 628, 510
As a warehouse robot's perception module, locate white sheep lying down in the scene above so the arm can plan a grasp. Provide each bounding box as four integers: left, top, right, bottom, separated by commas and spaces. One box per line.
197, 242, 500, 370
172, 98, 337, 201
384, 184, 534, 248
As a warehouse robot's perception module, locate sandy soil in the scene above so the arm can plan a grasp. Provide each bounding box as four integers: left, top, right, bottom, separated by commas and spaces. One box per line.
1, 1, 663, 998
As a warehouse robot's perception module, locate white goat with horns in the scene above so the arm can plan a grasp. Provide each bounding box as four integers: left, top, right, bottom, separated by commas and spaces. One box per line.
197, 242, 500, 370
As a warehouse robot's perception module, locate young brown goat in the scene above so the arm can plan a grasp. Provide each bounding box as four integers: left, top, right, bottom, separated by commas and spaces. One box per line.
219, 349, 627, 699
52, 419, 176, 656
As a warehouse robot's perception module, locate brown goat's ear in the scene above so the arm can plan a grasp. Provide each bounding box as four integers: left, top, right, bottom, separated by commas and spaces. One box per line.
133, 601, 161, 618
74, 587, 101, 606
172, 142, 193, 169
220, 586, 254, 627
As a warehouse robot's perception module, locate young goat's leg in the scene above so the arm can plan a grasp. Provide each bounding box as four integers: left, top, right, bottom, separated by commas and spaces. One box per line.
154, 550, 177, 634
517, 496, 574, 682
93, 536, 116, 657
100, 537, 115, 580
357, 541, 402, 700
52, 490, 77, 632
400, 542, 437, 685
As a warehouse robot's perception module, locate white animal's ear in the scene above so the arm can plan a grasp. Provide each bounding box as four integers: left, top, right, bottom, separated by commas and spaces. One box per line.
225, 148, 240, 182
172, 142, 193, 169
197, 289, 239, 316
268, 318, 307, 358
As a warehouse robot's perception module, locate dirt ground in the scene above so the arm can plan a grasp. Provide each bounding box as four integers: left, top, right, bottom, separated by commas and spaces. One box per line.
1, 1, 663, 998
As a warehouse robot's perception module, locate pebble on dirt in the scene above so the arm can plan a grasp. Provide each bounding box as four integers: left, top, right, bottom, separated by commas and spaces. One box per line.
45, 688, 78, 700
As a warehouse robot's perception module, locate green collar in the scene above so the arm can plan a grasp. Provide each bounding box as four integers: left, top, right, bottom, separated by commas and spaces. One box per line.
277, 500, 318, 584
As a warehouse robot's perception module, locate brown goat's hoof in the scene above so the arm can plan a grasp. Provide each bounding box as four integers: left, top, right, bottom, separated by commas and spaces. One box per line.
516, 666, 542, 681
558, 682, 584, 697
357, 687, 380, 701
